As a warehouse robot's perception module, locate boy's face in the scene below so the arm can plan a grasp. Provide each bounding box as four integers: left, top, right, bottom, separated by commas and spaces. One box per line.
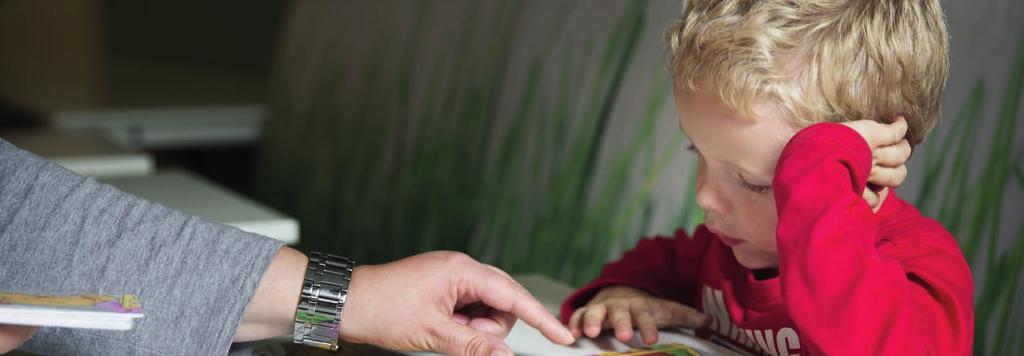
674, 83, 800, 269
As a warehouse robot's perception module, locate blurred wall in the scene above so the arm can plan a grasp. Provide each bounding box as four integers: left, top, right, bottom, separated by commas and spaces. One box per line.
102, 0, 285, 106
0, 0, 106, 110
0, 0, 285, 113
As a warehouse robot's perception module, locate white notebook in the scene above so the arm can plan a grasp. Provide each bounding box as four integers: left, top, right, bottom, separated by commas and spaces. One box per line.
0, 292, 144, 330
406, 321, 741, 356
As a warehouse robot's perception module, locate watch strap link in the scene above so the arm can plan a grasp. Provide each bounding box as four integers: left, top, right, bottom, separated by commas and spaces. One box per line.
293, 251, 354, 351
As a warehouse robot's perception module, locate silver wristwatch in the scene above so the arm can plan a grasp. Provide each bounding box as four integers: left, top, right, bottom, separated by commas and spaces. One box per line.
293, 251, 355, 351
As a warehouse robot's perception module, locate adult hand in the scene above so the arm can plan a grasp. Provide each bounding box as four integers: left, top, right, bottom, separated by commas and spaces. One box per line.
840, 116, 912, 209
339, 251, 575, 356
567, 285, 708, 345
0, 324, 37, 354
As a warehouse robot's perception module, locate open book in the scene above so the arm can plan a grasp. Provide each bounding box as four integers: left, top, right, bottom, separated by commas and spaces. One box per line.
0, 292, 144, 330
595, 343, 713, 356
503, 321, 740, 356
402, 320, 740, 356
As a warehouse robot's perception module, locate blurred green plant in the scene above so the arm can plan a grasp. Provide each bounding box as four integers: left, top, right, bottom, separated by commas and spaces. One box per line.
469, 1, 694, 285
260, 0, 693, 285
916, 36, 1024, 355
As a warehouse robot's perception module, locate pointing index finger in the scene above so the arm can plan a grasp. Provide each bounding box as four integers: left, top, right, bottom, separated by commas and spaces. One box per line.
468, 266, 576, 345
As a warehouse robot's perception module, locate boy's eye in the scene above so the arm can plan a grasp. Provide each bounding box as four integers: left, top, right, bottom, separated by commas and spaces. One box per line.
738, 174, 772, 194
686, 143, 697, 152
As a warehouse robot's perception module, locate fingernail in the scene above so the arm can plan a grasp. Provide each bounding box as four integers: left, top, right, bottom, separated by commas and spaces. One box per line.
560, 327, 575, 343
492, 349, 511, 356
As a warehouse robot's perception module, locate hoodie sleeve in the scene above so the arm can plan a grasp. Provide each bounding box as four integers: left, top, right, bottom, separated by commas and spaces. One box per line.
560, 228, 711, 323
772, 123, 974, 355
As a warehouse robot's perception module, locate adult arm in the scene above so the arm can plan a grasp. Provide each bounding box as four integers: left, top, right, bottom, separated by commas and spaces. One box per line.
233, 248, 576, 355
1, 139, 572, 355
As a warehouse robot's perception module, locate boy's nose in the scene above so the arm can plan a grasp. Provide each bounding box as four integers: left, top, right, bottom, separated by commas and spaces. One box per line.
695, 178, 730, 215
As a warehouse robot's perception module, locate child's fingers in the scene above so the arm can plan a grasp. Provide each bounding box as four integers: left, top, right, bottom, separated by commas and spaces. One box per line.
610, 307, 634, 342
664, 301, 710, 328
873, 139, 912, 167
631, 308, 659, 345
846, 116, 907, 148
870, 116, 908, 148
568, 308, 585, 338
862, 188, 881, 209
582, 304, 607, 338
868, 165, 908, 188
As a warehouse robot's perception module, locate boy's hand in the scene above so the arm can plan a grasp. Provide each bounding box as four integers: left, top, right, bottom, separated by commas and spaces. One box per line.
567, 286, 709, 345
840, 117, 912, 209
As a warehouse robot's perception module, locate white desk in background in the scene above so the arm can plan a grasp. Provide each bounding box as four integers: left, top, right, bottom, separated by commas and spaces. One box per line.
51, 105, 265, 149
1, 129, 153, 178
101, 168, 299, 245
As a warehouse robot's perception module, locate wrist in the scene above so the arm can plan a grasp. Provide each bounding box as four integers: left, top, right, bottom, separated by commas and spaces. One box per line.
234, 247, 307, 343
337, 265, 369, 343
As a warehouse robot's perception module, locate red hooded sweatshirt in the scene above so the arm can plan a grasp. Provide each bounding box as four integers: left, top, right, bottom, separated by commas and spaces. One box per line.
561, 123, 974, 355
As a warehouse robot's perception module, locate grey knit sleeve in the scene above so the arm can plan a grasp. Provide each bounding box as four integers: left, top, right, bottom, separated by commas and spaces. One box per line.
0, 138, 286, 355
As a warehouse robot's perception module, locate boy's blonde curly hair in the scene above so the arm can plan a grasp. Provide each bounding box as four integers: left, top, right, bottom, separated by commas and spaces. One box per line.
666, 0, 948, 146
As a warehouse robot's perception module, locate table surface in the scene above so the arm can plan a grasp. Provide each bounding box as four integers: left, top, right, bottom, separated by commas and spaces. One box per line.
101, 168, 299, 244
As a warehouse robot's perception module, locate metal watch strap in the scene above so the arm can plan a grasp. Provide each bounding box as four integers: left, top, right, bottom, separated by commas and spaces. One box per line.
293, 251, 354, 351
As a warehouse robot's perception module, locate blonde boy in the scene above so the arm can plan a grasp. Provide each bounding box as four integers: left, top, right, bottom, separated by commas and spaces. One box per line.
562, 1, 973, 354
